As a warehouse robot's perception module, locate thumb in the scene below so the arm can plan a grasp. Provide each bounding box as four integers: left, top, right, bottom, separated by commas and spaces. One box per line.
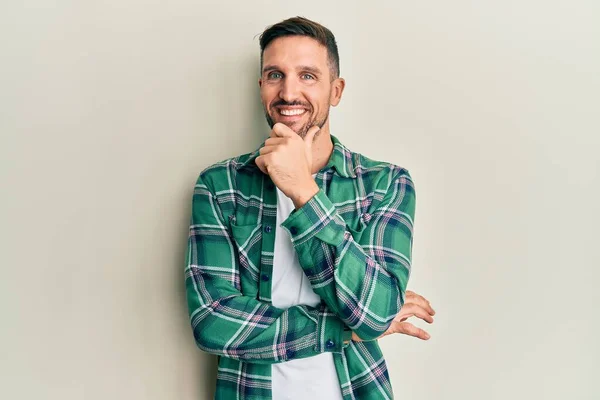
304, 125, 320, 150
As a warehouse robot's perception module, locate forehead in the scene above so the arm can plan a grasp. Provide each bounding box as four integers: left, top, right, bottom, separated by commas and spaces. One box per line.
262, 36, 328, 69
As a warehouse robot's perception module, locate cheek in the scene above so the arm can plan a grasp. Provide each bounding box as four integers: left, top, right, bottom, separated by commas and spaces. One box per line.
309, 98, 328, 115
260, 92, 269, 106
309, 89, 330, 111
260, 87, 275, 106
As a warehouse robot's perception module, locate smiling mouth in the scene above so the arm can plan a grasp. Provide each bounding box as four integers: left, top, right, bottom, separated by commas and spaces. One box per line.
276, 108, 308, 117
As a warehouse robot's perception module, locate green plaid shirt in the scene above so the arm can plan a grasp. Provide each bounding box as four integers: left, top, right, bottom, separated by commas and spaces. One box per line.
185, 134, 416, 399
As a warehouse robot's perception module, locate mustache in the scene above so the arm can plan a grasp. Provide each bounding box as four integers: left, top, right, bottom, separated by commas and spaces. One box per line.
271, 100, 311, 109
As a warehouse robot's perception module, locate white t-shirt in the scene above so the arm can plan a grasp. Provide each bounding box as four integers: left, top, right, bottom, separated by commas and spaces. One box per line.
271, 180, 343, 400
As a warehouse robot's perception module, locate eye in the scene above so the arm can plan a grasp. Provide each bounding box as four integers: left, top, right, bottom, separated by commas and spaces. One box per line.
268, 72, 283, 79
301, 73, 315, 80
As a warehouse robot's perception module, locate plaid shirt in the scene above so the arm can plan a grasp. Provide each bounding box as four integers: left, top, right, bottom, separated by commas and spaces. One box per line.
185, 134, 416, 399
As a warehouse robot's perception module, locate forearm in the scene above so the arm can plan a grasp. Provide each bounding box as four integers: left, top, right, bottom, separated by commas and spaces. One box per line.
284, 211, 406, 340
186, 174, 350, 363
282, 172, 415, 341
185, 262, 350, 364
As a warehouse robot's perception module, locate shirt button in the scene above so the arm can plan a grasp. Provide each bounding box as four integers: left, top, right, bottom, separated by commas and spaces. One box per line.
264, 225, 272, 233
261, 274, 270, 282
325, 339, 335, 349
290, 226, 298, 235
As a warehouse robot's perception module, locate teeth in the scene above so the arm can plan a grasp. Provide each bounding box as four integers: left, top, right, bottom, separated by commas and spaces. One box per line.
279, 109, 306, 116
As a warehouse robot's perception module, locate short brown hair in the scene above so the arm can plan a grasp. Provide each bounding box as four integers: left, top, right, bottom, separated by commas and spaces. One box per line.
259, 16, 340, 79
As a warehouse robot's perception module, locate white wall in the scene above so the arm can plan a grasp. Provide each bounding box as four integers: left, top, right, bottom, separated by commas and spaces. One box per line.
1, 1, 598, 399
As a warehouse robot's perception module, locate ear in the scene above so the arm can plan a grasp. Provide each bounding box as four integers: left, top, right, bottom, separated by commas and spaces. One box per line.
258, 77, 263, 88
329, 77, 346, 107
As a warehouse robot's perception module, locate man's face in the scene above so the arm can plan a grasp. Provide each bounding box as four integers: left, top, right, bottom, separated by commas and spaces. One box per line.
259, 36, 337, 138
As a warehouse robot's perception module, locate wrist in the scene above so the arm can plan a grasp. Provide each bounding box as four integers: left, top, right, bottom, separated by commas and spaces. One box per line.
291, 180, 319, 209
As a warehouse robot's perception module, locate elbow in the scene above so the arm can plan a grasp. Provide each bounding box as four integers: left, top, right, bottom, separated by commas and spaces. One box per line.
190, 315, 213, 352
188, 301, 223, 354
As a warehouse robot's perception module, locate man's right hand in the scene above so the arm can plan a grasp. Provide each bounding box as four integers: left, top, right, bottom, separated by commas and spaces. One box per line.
352, 290, 435, 342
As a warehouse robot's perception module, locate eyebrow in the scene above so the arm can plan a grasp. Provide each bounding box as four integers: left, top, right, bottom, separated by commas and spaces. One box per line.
262, 65, 323, 76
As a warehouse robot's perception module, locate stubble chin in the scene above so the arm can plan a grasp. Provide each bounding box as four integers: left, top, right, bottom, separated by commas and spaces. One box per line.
265, 110, 310, 137
264, 106, 327, 139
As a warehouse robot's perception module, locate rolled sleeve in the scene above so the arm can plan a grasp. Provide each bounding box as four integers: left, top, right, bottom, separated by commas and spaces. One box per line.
281, 189, 346, 247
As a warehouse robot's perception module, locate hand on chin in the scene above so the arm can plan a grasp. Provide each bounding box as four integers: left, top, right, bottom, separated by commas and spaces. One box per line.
275, 120, 303, 135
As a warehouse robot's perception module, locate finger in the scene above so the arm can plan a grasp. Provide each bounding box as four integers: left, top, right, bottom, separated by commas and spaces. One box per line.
396, 321, 431, 340
395, 303, 434, 324
400, 304, 434, 323
304, 125, 320, 147
404, 291, 435, 316
259, 145, 279, 155
254, 155, 268, 175
264, 137, 288, 147
272, 123, 295, 138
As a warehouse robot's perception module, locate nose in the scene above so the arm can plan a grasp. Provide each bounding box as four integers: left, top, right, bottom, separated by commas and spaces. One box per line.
279, 76, 301, 103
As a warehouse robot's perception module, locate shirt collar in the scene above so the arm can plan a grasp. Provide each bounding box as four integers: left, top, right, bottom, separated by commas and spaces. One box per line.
238, 134, 357, 178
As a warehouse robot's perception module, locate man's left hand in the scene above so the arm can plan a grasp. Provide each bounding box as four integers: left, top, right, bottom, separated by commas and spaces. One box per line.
351, 290, 435, 342
255, 123, 320, 209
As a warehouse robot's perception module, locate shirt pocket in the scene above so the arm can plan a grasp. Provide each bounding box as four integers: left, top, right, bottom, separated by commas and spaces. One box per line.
229, 220, 263, 291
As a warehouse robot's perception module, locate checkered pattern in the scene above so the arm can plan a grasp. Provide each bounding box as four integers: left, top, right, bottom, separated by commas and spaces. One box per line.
185, 134, 416, 399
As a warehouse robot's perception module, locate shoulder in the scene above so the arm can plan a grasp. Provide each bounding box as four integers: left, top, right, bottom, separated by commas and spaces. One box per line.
352, 150, 414, 189
351, 150, 416, 217
194, 151, 254, 194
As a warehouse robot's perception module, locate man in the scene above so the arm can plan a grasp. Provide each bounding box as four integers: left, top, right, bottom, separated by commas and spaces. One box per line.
185, 16, 435, 400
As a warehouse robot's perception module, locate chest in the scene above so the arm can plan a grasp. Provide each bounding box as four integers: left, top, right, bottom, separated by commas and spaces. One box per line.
219, 171, 375, 298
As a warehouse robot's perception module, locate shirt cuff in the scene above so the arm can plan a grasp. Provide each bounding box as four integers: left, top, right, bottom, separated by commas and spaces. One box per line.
317, 307, 352, 353
281, 188, 347, 247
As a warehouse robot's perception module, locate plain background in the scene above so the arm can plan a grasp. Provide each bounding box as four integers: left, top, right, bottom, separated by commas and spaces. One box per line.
1, 1, 598, 399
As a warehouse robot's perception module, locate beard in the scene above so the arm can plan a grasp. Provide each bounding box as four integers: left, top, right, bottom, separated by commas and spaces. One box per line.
263, 100, 329, 139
